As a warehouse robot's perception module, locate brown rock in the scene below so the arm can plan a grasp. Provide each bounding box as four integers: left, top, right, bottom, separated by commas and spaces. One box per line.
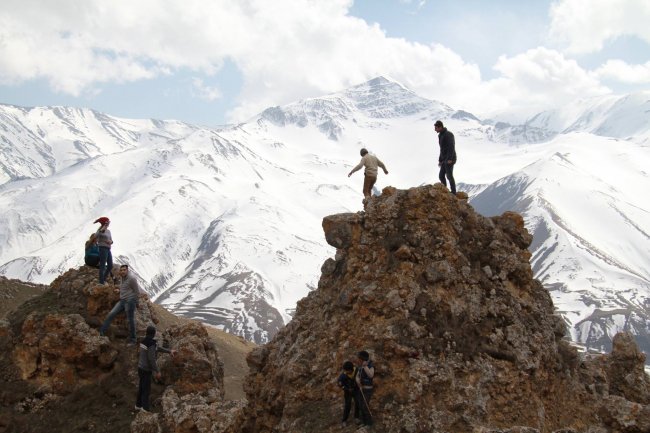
239, 185, 650, 433
13, 312, 117, 394
160, 322, 225, 398
131, 411, 162, 433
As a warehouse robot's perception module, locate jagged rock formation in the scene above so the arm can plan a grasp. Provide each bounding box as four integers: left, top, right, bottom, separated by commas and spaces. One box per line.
241, 184, 650, 433
0, 266, 238, 433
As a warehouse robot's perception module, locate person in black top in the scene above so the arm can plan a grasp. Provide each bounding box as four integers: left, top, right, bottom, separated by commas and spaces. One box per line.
337, 361, 357, 426
136, 325, 176, 412
435, 120, 457, 195
354, 350, 375, 426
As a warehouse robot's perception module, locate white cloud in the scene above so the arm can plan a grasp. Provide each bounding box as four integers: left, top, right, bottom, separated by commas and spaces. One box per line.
594, 60, 650, 84
549, 0, 650, 54
0, 0, 626, 123
465, 47, 611, 121
191, 78, 222, 101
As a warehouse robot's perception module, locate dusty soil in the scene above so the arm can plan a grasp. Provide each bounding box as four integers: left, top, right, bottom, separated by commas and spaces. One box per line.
0, 273, 255, 433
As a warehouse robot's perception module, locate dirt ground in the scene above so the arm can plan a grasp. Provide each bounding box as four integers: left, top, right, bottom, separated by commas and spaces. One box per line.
0, 276, 255, 433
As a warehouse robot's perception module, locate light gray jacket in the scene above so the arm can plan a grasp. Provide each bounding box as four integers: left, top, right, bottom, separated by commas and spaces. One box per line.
119, 273, 140, 301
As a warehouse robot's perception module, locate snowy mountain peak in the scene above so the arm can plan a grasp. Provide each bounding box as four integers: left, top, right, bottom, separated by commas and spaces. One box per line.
258, 76, 452, 139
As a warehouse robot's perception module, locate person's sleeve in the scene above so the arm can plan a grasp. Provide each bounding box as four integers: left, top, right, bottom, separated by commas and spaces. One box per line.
377, 158, 387, 171
157, 346, 172, 354
131, 277, 141, 296
148, 345, 158, 372
450, 134, 456, 159
349, 158, 365, 174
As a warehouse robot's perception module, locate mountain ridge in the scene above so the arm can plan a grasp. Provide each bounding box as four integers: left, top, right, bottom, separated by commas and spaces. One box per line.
1, 76, 649, 352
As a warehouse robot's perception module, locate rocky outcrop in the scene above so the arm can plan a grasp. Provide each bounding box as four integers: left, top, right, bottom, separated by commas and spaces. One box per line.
160, 322, 225, 398
13, 312, 117, 393
0, 265, 236, 433
241, 184, 650, 433
157, 389, 245, 433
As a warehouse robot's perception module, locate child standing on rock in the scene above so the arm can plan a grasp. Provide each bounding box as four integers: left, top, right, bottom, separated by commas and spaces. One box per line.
337, 360, 357, 426
136, 325, 176, 412
355, 351, 374, 427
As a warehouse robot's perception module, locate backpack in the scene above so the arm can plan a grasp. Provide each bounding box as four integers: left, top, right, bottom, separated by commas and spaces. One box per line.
84, 233, 100, 267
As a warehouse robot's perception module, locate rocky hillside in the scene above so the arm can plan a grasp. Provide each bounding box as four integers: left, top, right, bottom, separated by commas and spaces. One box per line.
2, 186, 648, 433
242, 185, 650, 433
0, 276, 47, 318
0, 266, 253, 433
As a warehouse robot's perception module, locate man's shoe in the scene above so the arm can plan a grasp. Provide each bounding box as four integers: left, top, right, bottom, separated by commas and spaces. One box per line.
134, 405, 142, 411
127, 341, 136, 347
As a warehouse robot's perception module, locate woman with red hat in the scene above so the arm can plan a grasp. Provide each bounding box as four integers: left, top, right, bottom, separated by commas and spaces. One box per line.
94, 217, 114, 284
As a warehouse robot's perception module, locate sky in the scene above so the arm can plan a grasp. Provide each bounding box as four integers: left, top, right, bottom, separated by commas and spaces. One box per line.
0, 0, 649, 127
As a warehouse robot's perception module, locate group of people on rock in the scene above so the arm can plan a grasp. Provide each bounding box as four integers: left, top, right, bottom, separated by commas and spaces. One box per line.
337, 351, 375, 427
84, 216, 176, 413
78, 119, 452, 425
348, 119, 457, 200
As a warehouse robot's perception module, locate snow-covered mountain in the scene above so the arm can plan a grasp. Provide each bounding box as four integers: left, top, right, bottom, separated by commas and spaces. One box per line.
1, 77, 649, 353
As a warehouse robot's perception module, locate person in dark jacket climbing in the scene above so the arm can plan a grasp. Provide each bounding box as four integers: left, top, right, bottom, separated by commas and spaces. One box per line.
84, 233, 100, 267
337, 360, 357, 426
435, 120, 457, 195
135, 325, 176, 412
354, 350, 375, 427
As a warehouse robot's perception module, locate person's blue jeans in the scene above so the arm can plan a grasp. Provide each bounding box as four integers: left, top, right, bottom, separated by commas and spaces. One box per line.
98, 246, 113, 284
100, 298, 137, 342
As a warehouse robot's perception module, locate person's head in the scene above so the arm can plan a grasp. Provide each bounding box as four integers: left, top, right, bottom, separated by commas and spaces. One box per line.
342, 361, 354, 372
119, 264, 129, 277
434, 120, 444, 133
146, 324, 156, 338
357, 350, 370, 364
360, 148, 368, 157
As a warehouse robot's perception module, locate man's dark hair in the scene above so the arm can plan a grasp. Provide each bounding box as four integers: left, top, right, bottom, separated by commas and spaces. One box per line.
357, 351, 370, 361
360, 148, 368, 156
120, 264, 129, 270
146, 325, 156, 337
343, 361, 354, 372
434, 120, 444, 128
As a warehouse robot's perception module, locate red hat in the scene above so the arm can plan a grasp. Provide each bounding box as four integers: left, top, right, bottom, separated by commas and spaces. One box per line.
94, 217, 110, 224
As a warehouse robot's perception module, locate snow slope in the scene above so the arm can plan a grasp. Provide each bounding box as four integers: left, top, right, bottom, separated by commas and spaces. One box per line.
1, 77, 649, 352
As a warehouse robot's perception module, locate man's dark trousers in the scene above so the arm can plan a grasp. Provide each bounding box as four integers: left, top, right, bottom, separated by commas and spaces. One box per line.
342, 389, 354, 422
439, 162, 456, 194
355, 388, 373, 426
136, 368, 152, 410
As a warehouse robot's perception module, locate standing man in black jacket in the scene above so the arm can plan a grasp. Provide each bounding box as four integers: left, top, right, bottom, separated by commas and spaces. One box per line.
435, 120, 457, 195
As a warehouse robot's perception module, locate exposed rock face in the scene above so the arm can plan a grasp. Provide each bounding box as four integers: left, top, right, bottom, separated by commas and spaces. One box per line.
13, 312, 117, 393
158, 389, 245, 433
160, 322, 225, 398
0, 265, 235, 433
241, 184, 650, 433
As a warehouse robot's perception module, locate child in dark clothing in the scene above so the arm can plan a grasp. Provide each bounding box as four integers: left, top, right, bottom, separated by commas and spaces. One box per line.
337, 360, 357, 426
136, 325, 176, 412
